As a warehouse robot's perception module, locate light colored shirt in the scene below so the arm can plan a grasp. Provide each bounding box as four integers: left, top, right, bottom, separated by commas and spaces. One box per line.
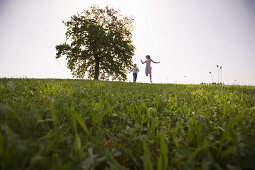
130, 67, 139, 73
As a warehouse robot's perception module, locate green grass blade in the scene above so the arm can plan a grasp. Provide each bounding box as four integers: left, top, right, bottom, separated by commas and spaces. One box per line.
143, 141, 153, 170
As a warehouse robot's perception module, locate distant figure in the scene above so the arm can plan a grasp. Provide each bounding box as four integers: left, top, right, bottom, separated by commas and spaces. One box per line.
141, 55, 160, 83
130, 64, 139, 82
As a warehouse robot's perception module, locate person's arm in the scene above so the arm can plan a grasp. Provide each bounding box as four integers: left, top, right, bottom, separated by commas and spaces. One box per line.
141, 60, 145, 64
129, 68, 133, 73
152, 59, 160, 64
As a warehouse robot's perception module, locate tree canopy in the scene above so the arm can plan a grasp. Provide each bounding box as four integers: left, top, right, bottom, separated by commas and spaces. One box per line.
56, 6, 135, 80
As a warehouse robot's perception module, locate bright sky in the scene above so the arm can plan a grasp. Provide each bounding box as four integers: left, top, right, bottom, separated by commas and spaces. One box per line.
0, 0, 255, 85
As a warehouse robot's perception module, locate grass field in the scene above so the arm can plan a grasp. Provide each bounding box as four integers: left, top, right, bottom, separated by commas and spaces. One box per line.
0, 79, 255, 170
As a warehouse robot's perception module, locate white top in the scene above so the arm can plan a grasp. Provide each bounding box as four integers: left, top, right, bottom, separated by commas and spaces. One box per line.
130, 67, 139, 73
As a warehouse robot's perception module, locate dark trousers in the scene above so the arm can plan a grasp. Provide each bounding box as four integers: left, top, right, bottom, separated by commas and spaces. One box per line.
133, 73, 137, 82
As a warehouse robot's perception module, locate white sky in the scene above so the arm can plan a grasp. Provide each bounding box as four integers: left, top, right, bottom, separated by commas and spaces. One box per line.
0, 0, 254, 85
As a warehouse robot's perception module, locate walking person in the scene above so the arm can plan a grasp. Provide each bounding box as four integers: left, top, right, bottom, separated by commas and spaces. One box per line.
141, 55, 160, 83
130, 64, 139, 82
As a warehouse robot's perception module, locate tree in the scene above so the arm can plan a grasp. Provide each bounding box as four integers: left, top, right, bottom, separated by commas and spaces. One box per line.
56, 6, 135, 80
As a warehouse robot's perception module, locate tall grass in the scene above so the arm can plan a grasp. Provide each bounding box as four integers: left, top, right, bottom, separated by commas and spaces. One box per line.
0, 79, 254, 169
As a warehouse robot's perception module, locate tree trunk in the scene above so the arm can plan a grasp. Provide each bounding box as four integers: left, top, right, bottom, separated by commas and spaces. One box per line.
94, 56, 100, 80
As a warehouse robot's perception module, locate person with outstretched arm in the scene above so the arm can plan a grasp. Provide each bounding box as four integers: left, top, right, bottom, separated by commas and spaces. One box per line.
141, 55, 160, 83
130, 64, 139, 82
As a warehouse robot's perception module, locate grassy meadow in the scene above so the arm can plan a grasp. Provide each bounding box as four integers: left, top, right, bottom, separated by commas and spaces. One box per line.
0, 79, 255, 170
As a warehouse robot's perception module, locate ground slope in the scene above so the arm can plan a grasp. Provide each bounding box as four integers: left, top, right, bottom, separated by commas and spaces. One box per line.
0, 79, 255, 169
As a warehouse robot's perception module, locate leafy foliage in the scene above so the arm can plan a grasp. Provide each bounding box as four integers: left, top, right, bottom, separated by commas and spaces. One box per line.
0, 78, 255, 169
56, 6, 135, 80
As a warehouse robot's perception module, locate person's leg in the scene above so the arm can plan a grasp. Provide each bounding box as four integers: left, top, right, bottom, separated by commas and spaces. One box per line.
150, 73, 152, 83
133, 73, 137, 82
